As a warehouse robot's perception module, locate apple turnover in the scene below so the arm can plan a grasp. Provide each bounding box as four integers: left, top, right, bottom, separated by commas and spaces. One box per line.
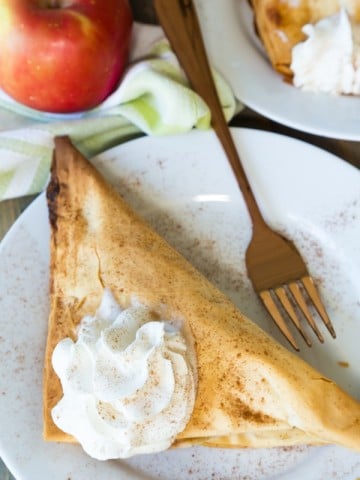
250, 0, 360, 79
43, 136, 360, 459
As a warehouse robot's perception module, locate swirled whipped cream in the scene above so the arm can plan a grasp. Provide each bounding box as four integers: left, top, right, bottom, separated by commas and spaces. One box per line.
291, 8, 360, 95
51, 289, 196, 460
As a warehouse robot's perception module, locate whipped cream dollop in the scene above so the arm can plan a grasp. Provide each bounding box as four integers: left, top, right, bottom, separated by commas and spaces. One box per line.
291, 8, 360, 95
51, 289, 196, 460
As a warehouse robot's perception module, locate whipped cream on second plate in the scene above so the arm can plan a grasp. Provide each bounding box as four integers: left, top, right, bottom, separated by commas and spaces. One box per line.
51, 289, 196, 460
291, 8, 360, 95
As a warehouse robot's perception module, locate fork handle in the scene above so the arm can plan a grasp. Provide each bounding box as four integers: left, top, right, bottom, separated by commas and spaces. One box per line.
154, 0, 268, 230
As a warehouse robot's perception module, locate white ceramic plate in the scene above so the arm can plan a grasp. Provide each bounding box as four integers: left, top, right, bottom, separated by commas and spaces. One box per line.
0, 128, 359, 480
196, 0, 360, 140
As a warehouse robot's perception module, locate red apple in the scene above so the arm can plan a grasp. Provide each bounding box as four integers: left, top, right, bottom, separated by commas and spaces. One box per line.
0, 0, 133, 113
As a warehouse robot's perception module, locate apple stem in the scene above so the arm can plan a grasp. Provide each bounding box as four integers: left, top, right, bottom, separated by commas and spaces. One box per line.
43, 0, 59, 7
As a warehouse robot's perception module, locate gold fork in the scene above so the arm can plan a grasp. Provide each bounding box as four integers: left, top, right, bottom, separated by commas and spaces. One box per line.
154, 0, 336, 350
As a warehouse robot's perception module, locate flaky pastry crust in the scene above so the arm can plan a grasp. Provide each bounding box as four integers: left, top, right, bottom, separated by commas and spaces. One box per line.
44, 136, 360, 451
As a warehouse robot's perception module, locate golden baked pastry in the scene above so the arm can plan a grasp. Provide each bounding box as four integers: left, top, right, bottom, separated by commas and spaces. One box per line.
44, 136, 360, 452
250, 0, 360, 77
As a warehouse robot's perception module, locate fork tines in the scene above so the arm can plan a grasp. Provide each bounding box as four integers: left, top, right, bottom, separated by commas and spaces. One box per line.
260, 276, 336, 351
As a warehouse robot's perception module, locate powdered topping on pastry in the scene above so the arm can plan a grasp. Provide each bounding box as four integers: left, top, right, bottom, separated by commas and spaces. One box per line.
51, 288, 196, 460
291, 8, 360, 94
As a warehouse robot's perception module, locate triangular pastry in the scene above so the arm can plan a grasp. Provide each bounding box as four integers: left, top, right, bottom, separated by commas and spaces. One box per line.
250, 0, 360, 77
44, 136, 360, 458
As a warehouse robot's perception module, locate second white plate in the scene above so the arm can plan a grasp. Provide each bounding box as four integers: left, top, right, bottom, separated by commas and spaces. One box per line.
197, 0, 360, 140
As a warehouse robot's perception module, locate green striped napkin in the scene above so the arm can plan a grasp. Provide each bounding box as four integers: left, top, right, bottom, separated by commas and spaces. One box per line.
0, 25, 241, 201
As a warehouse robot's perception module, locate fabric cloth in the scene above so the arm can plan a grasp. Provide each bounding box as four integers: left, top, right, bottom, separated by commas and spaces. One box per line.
0, 24, 241, 201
